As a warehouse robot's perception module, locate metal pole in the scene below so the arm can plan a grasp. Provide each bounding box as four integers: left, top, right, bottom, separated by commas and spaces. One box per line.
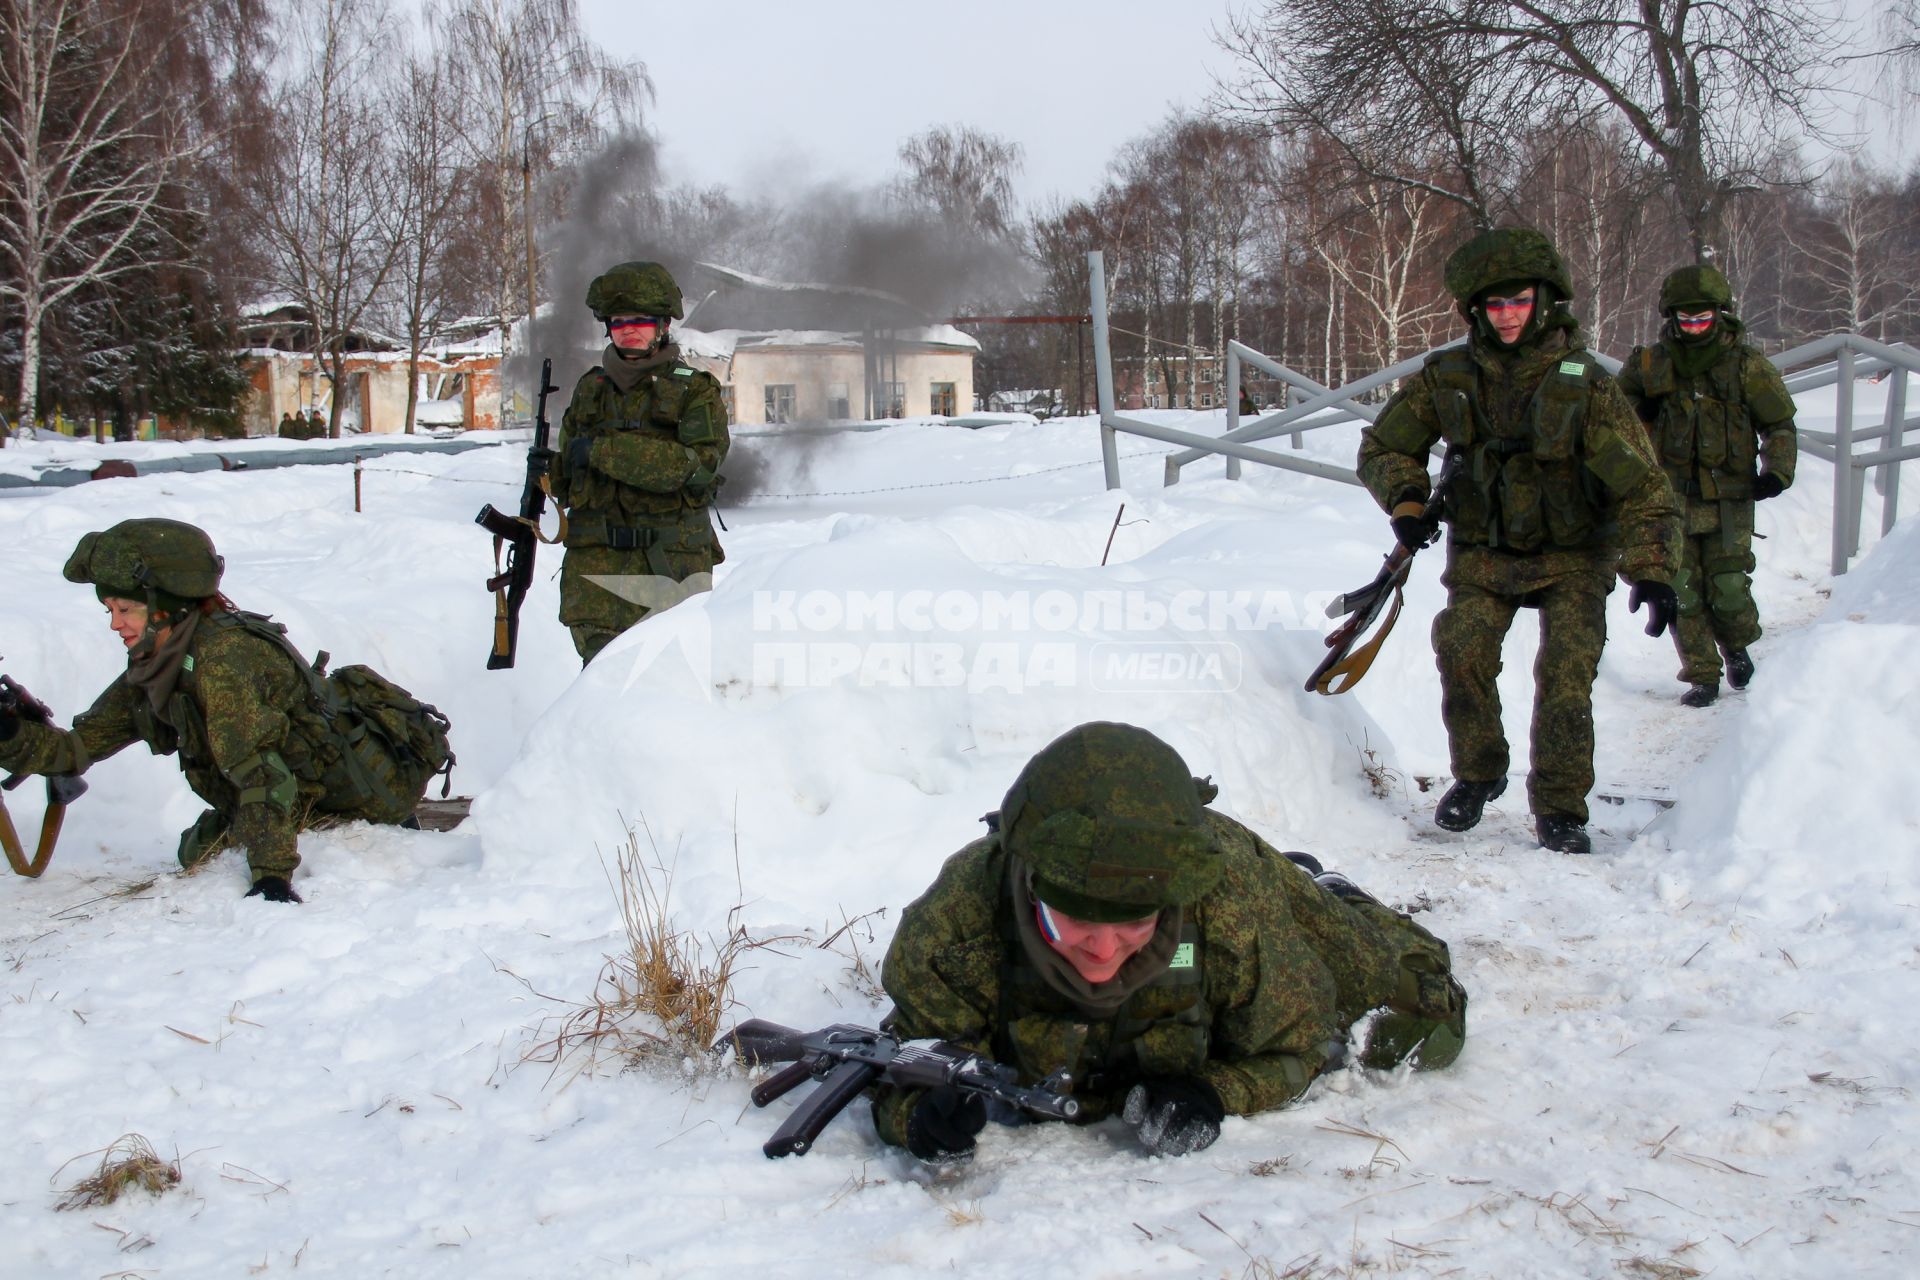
1224, 348, 1242, 480
353, 454, 363, 513
1833, 346, 1855, 576
1089, 250, 1120, 490
1881, 365, 1906, 536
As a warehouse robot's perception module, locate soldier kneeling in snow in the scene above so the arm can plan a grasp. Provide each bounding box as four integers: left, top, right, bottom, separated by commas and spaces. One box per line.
871, 722, 1466, 1162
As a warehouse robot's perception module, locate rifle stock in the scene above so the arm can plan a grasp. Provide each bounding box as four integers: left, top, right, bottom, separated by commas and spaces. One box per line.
477, 357, 560, 669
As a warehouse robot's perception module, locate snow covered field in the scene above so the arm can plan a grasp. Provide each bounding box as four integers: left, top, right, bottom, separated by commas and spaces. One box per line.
1, 384, 1916, 1278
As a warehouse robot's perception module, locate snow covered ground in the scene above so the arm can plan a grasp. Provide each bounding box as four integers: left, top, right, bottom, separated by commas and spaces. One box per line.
1, 381, 1916, 1278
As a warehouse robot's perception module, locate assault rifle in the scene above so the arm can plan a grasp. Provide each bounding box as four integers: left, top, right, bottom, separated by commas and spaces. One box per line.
475, 357, 562, 669
0, 670, 88, 878
1306, 448, 1463, 696
720, 1019, 1081, 1158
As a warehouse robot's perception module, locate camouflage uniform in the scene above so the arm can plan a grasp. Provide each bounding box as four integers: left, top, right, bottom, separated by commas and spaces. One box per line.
1357, 229, 1679, 825
1617, 267, 1796, 688
553, 261, 729, 663
0, 520, 431, 889
870, 724, 1466, 1153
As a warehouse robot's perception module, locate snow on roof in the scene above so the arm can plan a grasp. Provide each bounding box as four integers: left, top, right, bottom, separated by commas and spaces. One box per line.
678, 325, 979, 360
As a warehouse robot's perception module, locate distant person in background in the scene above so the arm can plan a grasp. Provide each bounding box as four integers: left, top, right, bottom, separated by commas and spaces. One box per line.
1239, 387, 1257, 416
1617, 265, 1797, 707
306, 408, 326, 439
548, 260, 730, 664
871, 722, 1466, 1163
0, 520, 451, 902
278, 411, 302, 439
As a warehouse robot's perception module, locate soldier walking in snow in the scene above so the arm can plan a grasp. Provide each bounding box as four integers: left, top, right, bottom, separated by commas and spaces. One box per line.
1357, 228, 1681, 854
548, 261, 731, 664
1617, 265, 1797, 707
870, 722, 1466, 1162
0, 520, 450, 901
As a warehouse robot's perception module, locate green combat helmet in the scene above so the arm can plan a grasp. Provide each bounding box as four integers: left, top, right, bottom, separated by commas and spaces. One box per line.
1443, 226, 1574, 306
584, 260, 683, 321
999, 722, 1223, 923
1659, 263, 1735, 315
64, 518, 224, 616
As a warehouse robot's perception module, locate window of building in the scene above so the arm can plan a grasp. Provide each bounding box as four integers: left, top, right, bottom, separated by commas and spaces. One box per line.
827, 382, 850, 419
1201, 393, 1213, 408
930, 381, 956, 416
764, 384, 795, 424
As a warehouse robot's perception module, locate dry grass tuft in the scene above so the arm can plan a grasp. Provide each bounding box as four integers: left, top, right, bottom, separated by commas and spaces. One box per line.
55, 1134, 181, 1210
517, 818, 798, 1083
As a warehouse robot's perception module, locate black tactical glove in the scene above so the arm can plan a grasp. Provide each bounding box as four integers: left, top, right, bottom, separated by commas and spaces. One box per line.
245, 875, 303, 904
904, 1086, 988, 1163
565, 435, 594, 476
1753, 472, 1787, 501
1628, 580, 1678, 638
1389, 494, 1439, 551
526, 444, 555, 479
1122, 1077, 1226, 1156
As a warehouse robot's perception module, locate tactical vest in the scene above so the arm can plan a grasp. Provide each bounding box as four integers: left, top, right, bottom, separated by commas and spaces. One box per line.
991, 888, 1209, 1114
1631, 343, 1762, 501
560, 364, 724, 533
1424, 346, 1604, 552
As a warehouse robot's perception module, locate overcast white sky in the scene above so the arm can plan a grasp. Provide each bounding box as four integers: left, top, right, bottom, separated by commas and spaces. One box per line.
583, 0, 1242, 209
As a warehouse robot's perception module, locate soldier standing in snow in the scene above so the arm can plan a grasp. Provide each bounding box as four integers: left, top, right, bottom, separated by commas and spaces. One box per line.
548, 261, 730, 664
1356, 228, 1681, 854
870, 722, 1466, 1162
1617, 265, 1797, 707
0, 519, 450, 901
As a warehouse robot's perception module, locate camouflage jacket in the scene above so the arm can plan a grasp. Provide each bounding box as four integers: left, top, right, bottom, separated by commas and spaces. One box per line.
553, 343, 730, 553
0, 614, 356, 878
1616, 329, 1797, 503
1358, 328, 1679, 585
871, 812, 1462, 1148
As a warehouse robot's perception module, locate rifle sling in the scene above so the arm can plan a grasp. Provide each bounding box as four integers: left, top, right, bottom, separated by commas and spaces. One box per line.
1306, 585, 1406, 696
0, 787, 64, 878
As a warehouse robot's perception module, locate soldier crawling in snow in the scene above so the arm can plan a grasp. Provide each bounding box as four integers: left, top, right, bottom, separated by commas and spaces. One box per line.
548, 260, 731, 664
0, 519, 451, 902
870, 722, 1467, 1162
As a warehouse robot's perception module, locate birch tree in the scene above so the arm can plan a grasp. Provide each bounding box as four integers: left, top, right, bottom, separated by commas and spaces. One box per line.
0, 0, 212, 440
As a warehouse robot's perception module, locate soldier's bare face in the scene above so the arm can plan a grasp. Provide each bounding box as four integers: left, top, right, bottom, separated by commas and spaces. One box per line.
1037, 902, 1161, 984
104, 598, 149, 648
1481, 288, 1535, 345
1675, 309, 1716, 336
608, 314, 661, 352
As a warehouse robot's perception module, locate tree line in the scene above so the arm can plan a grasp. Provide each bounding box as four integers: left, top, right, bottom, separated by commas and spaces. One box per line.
2, 0, 1916, 443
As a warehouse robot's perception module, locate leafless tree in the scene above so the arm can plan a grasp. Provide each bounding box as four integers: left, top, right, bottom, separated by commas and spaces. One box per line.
1221, 0, 1835, 260
431, 0, 648, 353
1781, 160, 1917, 339
896, 125, 1024, 239
245, 0, 406, 438
0, 0, 219, 440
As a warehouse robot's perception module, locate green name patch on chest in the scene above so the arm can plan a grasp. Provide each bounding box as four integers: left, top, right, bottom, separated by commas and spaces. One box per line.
1559, 360, 1586, 377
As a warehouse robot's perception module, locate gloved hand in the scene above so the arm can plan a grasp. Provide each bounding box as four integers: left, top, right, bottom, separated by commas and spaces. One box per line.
1753, 472, 1787, 500
245, 875, 303, 904
565, 435, 594, 476
1122, 1077, 1225, 1156
526, 444, 555, 479
1389, 495, 1439, 551
904, 1086, 987, 1163
1628, 580, 1678, 638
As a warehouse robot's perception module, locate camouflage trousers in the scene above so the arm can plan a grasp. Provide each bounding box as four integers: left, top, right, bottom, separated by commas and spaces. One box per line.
1670, 499, 1758, 685
1433, 572, 1609, 823
558, 537, 717, 664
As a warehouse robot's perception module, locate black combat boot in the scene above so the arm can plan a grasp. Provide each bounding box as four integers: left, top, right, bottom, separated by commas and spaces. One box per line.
1679, 682, 1719, 708
1725, 648, 1754, 689
1535, 814, 1592, 854
1282, 851, 1324, 876
1434, 777, 1507, 832
1313, 870, 1382, 906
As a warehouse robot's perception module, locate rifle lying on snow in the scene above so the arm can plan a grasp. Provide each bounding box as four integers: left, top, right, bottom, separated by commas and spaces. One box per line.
1306, 449, 1463, 696
0, 671, 88, 878
720, 1019, 1081, 1158
475, 357, 563, 669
